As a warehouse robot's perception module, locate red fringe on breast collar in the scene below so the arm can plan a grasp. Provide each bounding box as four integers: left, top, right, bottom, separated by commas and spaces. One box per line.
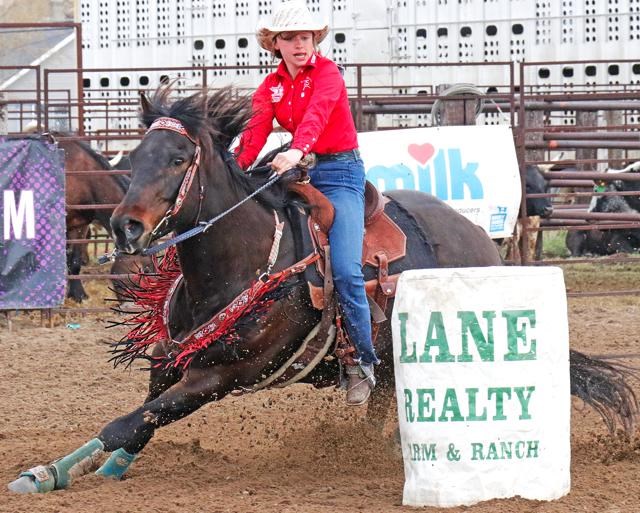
110, 246, 180, 368
111, 247, 316, 370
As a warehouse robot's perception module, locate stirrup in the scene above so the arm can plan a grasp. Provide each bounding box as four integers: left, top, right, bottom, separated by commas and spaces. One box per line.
346, 363, 376, 386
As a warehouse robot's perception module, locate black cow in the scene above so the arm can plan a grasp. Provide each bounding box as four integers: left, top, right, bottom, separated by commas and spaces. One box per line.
498, 165, 552, 260
566, 177, 640, 256
525, 165, 553, 218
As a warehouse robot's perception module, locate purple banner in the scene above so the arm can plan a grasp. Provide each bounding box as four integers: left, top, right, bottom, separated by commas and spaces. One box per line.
0, 137, 66, 308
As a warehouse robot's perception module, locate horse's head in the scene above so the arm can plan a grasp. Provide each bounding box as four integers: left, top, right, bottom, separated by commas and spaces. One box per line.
110, 86, 252, 254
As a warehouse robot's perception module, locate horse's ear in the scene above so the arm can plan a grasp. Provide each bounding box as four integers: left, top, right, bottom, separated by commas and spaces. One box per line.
140, 92, 152, 115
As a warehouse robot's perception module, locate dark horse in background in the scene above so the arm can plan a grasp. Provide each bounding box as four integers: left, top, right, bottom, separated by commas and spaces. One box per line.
59, 137, 131, 301
55, 136, 149, 302
9, 87, 637, 493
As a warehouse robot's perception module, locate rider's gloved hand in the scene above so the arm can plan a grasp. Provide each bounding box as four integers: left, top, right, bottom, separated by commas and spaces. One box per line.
270, 148, 303, 175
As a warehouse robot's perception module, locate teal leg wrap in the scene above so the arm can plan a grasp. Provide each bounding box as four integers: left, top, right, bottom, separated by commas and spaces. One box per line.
16, 465, 56, 493
51, 438, 105, 489
95, 448, 136, 480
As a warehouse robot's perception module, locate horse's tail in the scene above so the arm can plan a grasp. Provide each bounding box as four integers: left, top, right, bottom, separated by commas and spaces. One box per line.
569, 349, 638, 435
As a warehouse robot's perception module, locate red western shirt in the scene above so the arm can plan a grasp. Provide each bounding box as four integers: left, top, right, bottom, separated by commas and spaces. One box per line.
235, 53, 358, 170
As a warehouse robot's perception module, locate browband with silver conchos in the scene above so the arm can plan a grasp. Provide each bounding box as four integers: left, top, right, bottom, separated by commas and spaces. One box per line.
147, 117, 197, 144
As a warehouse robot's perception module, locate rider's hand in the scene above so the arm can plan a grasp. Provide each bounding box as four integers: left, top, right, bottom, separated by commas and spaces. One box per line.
270, 149, 303, 175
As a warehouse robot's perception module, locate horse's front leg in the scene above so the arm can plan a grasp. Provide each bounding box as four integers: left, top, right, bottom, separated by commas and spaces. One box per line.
98, 365, 232, 455
144, 342, 183, 403
8, 365, 235, 494
66, 225, 90, 302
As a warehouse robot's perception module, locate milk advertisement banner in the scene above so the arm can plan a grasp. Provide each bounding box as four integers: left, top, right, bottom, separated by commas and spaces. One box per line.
391, 267, 570, 507
359, 125, 520, 238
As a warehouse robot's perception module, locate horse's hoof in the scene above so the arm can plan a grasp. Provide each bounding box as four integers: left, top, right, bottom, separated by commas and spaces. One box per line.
95, 447, 136, 480
8, 476, 40, 494
7, 465, 55, 493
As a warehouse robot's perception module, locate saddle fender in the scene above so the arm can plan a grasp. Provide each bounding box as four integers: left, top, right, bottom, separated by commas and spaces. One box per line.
288, 180, 407, 313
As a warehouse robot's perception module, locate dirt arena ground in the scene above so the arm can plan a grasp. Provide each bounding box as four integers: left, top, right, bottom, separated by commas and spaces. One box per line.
0, 263, 639, 513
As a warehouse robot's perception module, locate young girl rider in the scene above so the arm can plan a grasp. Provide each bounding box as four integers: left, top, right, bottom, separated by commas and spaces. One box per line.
235, 1, 379, 405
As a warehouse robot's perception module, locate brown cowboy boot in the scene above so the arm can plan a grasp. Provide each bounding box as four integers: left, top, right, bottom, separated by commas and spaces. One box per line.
345, 363, 376, 406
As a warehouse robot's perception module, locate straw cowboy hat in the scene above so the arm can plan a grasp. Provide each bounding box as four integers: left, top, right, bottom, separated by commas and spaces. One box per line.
256, 1, 329, 53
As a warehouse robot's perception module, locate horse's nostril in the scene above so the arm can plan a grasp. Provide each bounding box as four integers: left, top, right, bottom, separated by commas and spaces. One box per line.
123, 219, 144, 242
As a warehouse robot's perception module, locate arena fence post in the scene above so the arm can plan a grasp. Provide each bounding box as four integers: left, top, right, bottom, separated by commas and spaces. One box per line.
575, 110, 598, 205
436, 84, 477, 126
605, 109, 625, 169
0, 91, 7, 135
518, 109, 546, 263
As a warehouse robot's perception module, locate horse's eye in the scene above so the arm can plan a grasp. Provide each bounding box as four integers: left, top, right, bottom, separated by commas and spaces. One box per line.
173, 158, 185, 166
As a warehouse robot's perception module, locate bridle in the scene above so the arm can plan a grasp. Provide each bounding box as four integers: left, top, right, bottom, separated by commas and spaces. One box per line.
146, 117, 203, 240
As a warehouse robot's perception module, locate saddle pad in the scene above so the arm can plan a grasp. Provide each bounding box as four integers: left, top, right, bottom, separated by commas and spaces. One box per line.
363, 197, 437, 281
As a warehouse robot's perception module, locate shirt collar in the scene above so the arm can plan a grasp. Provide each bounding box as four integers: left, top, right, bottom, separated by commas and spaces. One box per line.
308, 52, 319, 67
275, 52, 320, 79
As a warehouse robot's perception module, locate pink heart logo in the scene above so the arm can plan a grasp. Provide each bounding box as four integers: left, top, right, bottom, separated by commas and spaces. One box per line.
408, 143, 435, 165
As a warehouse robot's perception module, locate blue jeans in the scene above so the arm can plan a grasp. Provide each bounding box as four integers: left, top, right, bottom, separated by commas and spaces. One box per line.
309, 157, 380, 365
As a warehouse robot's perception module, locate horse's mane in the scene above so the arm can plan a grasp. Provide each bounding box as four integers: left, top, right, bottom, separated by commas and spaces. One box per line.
141, 85, 293, 209
42, 131, 112, 170
72, 138, 131, 193
140, 85, 251, 153
45, 131, 131, 193
77, 140, 113, 171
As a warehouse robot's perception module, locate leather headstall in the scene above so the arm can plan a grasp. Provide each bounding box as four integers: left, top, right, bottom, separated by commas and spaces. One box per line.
147, 116, 202, 219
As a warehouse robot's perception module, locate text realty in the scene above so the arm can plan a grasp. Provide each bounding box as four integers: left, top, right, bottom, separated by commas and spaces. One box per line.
398, 309, 539, 424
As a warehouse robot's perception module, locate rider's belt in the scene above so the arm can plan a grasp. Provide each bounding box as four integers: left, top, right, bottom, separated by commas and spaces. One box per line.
315, 149, 361, 162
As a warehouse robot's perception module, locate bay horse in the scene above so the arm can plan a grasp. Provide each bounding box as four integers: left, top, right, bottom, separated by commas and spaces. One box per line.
60, 137, 130, 301
56, 136, 148, 302
9, 87, 637, 493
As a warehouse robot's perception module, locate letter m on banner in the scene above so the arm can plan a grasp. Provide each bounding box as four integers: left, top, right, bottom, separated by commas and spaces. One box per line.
4, 190, 36, 239
0, 137, 66, 308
